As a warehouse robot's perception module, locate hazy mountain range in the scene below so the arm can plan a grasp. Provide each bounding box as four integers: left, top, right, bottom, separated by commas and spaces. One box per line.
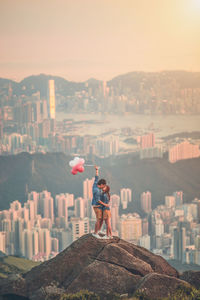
0, 71, 200, 98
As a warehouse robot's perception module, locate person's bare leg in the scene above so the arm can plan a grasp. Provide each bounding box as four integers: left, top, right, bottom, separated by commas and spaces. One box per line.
94, 221, 98, 234
95, 219, 101, 234
107, 218, 112, 237
98, 218, 103, 232
105, 219, 109, 236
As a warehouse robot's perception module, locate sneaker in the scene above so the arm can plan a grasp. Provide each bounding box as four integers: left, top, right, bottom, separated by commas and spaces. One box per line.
101, 235, 109, 239
98, 231, 105, 235
92, 233, 102, 239
109, 236, 113, 239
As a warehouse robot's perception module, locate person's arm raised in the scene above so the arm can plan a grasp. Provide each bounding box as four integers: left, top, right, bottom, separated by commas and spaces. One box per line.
95, 165, 99, 176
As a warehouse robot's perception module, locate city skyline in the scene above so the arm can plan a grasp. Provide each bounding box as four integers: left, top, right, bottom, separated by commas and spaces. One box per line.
1, 0, 200, 81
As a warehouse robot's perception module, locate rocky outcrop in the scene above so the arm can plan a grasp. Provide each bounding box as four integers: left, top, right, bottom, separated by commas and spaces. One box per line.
180, 271, 200, 289
136, 273, 192, 299
0, 234, 190, 299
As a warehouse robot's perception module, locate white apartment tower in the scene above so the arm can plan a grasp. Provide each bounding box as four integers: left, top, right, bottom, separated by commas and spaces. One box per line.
120, 188, 132, 209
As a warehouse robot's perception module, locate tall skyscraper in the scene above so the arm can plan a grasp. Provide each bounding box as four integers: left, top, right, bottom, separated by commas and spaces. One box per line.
38, 191, 54, 222
83, 178, 94, 200
141, 191, 152, 213
75, 197, 85, 219
110, 194, 120, 232
120, 188, 132, 209
56, 194, 68, 219
173, 223, 186, 262
48, 80, 56, 119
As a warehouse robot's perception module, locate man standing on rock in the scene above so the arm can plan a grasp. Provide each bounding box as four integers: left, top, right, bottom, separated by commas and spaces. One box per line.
92, 166, 106, 238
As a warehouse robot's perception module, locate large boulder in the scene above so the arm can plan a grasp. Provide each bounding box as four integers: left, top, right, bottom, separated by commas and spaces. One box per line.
0, 234, 180, 299
180, 271, 200, 289
135, 273, 192, 299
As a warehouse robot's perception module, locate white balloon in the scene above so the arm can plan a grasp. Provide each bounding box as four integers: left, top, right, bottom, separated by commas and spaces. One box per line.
74, 157, 80, 163
79, 158, 85, 164
69, 160, 76, 167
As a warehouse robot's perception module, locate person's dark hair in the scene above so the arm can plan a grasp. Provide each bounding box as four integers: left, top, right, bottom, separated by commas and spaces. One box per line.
104, 185, 110, 202
97, 178, 106, 185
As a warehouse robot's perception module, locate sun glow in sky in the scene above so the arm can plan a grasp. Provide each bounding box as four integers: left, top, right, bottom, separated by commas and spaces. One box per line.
0, 0, 200, 81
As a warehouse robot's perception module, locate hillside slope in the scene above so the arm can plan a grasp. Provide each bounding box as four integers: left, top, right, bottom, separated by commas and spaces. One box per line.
0, 256, 40, 279
0, 152, 200, 210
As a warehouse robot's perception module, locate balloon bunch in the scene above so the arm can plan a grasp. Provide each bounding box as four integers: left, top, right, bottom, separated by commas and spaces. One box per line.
69, 157, 85, 175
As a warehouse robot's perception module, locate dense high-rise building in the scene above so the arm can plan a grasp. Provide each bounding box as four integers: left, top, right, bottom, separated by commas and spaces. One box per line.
173, 223, 186, 262
119, 213, 142, 242
110, 194, 120, 232
32, 101, 41, 123
155, 218, 164, 236
56, 194, 68, 219
75, 197, 85, 219
0, 121, 4, 140
48, 80, 56, 119
38, 191, 54, 222
141, 191, 152, 213
71, 217, 89, 241
0, 232, 6, 253
169, 141, 200, 163
138, 133, 155, 149
96, 136, 119, 157
165, 196, 176, 208
83, 177, 94, 200
173, 191, 183, 207
142, 218, 149, 235
139, 234, 150, 250
120, 188, 132, 209
40, 100, 48, 120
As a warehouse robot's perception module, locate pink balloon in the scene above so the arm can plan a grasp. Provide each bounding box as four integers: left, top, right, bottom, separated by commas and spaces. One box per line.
76, 164, 84, 173
71, 168, 78, 175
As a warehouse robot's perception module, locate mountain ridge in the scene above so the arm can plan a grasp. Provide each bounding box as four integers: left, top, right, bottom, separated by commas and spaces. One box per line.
0, 70, 200, 98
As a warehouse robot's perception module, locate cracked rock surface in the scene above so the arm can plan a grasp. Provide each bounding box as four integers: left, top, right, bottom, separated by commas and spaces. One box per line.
0, 234, 183, 299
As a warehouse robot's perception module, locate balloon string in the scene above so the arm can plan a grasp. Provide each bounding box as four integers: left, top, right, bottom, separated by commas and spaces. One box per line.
84, 164, 101, 168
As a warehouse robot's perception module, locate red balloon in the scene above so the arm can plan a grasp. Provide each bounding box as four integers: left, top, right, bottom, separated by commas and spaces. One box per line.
77, 164, 84, 173
71, 168, 77, 175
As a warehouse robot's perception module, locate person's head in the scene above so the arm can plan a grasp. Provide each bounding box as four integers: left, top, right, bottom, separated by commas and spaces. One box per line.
102, 185, 110, 193
97, 178, 106, 189
102, 185, 110, 201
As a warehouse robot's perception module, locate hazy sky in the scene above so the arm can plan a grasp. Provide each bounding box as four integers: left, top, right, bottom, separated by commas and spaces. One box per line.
0, 0, 200, 81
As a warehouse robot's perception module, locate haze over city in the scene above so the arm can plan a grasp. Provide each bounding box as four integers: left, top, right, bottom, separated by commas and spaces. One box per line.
1, 0, 200, 81
1, 1, 200, 298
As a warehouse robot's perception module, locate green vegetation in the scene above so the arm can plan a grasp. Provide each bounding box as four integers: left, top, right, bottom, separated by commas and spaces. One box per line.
130, 286, 200, 300
59, 290, 100, 300
59, 290, 121, 300
58, 287, 200, 300
0, 255, 40, 278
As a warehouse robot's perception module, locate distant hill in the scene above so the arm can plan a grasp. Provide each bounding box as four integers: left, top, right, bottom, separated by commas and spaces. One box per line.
0, 74, 87, 98
0, 70, 200, 99
0, 255, 40, 279
0, 152, 200, 211
108, 70, 200, 94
